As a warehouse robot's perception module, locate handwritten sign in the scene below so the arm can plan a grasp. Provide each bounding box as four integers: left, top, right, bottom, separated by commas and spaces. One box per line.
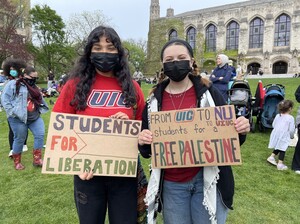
42, 112, 141, 177
149, 105, 241, 168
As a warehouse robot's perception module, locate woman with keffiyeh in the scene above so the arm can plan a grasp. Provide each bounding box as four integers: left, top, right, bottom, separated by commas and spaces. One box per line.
1, 65, 49, 170
138, 39, 250, 224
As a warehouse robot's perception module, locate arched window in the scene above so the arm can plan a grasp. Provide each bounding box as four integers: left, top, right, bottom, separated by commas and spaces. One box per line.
169, 29, 178, 40
205, 24, 217, 52
274, 14, 291, 47
186, 27, 196, 49
249, 17, 264, 48
226, 21, 239, 50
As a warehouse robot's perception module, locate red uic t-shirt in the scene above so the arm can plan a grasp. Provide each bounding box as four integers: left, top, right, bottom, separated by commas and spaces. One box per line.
52, 74, 145, 120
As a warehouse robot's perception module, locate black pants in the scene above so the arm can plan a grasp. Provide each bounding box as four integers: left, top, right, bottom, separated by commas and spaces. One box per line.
292, 125, 300, 170
273, 150, 286, 161
74, 175, 137, 224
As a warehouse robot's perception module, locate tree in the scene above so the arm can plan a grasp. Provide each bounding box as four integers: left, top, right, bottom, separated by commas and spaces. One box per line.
123, 39, 147, 74
0, 0, 31, 65
66, 10, 112, 52
28, 5, 76, 77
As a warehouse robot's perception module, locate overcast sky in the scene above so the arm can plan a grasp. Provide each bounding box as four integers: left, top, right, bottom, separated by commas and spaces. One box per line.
30, 0, 248, 41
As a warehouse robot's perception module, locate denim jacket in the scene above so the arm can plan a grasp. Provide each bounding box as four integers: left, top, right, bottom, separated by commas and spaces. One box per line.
0, 79, 49, 123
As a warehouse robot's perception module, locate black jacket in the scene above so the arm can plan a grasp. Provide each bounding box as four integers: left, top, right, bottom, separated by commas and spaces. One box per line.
295, 85, 300, 103
138, 75, 246, 209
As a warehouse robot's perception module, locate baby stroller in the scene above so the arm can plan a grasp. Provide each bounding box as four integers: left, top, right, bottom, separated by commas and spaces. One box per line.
228, 80, 255, 132
252, 80, 265, 131
256, 83, 285, 131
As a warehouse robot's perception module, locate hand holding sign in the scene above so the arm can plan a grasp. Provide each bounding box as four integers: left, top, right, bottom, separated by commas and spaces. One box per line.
42, 112, 141, 177
149, 105, 242, 169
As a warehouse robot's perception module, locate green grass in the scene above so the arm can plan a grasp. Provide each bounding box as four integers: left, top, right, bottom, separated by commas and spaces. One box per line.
0, 78, 299, 223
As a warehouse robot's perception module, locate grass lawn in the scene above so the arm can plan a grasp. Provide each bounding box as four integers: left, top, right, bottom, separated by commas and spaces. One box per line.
0, 77, 299, 223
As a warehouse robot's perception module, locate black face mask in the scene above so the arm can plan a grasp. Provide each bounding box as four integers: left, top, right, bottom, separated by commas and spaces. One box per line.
24, 78, 37, 86
163, 60, 191, 82
90, 52, 120, 73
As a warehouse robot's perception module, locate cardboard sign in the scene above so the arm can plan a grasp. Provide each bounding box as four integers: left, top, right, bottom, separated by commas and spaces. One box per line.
149, 105, 241, 168
42, 112, 141, 177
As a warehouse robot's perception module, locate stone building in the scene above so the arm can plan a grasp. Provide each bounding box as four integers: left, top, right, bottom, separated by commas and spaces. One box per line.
146, 0, 300, 76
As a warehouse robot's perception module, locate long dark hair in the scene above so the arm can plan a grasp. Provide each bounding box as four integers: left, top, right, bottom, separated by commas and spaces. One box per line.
69, 25, 136, 110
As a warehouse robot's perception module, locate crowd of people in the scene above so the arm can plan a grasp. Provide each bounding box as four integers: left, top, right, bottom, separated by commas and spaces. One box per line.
1, 24, 299, 224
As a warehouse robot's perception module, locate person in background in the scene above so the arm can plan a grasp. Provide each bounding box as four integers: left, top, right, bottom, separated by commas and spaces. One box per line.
138, 39, 250, 224
235, 64, 244, 80
46, 80, 58, 97
0, 69, 7, 83
52, 25, 146, 224
133, 68, 143, 86
292, 85, 300, 174
1, 58, 29, 158
1, 65, 49, 170
47, 69, 55, 89
249, 66, 253, 75
267, 100, 295, 170
209, 54, 232, 102
57, 74, 69, 93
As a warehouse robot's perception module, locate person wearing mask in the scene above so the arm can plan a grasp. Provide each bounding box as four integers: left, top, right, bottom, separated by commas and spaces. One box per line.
1, 59, 29, 158
209, 54, 232, 102
138, 39, 250, 224
52, 26, 146, 224
1, 65, 48, 170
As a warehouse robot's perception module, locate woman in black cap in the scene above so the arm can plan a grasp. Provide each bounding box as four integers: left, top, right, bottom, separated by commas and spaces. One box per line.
138, 39, 250, 224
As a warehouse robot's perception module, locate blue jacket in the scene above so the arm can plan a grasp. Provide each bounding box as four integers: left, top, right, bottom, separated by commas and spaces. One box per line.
1, 79, 49, 123
210, 64, 232, 99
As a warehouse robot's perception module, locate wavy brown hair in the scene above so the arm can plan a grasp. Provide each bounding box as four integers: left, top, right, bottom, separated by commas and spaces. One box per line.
69, 26, 136, 110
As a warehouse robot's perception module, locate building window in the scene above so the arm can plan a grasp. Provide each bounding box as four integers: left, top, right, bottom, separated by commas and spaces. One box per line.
186, 27, 196, 49
274, 14, 290, 47
205, 24, 217, 52
169, 29, 178, 40
226, 21, 239, 50
249, 17, 264, 48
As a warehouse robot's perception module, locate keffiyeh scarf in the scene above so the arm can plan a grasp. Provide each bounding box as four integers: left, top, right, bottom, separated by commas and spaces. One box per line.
145, 90, 220, 224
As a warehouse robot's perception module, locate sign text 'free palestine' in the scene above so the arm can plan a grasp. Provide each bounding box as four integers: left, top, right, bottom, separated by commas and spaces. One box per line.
149, 105, 241, 169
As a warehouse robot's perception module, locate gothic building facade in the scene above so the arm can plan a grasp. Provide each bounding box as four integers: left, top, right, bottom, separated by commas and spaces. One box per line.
146, 0, 300, 75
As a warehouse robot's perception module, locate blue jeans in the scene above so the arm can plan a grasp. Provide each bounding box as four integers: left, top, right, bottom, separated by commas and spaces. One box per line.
8, 117, 45, 154
163, 169, 229, 224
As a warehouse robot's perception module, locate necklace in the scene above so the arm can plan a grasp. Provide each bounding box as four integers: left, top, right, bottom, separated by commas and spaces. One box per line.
168, 80, 190, 110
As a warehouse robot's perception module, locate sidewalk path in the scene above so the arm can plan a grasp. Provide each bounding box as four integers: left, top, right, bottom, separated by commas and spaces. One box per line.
246, 74, 295, 79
